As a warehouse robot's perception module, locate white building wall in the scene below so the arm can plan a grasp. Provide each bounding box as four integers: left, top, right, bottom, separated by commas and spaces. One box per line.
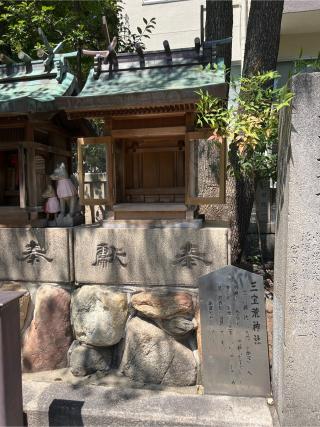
123, 0, 245, 63
123, 0, 320, 66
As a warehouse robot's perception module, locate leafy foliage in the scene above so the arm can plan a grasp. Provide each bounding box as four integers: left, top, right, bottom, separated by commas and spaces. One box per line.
0, 1, 156, 59
0, 1, 115, 56
196, 70, 294, 182
291, 50, 320, 74
117, 14, 156, 52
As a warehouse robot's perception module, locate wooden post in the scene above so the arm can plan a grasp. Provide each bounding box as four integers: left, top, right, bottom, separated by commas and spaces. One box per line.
104, 117, 112, 136
18, 146, 26, 208
25, 124, 37, 210
185, 112, 195, 131
0, 291, 25, 426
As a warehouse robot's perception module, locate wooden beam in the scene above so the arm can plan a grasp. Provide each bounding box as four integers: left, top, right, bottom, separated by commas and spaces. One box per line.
32, 121, 71, 137
126, 187, 185, 195
111, 126, 186, 139
102, 16, 110, 46
82, 49, 109, 57
112, 112, 186, 120
26, 141, 71, 158
77, 136, 112, 145
65, 103, 197, 119
0, 143, 22, 151
126, 146, 184, 153
0, 53, 15, 64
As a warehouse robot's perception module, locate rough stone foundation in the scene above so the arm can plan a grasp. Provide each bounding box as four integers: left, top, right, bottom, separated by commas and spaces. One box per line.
1, 282, 200, 387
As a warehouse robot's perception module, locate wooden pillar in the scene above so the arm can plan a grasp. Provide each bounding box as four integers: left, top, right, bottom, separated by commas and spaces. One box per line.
25, 124, 37, 210
104, 116, 112, 136
18, 146, 26, 208
104, 117, 114, 217
185, 112, 196, 131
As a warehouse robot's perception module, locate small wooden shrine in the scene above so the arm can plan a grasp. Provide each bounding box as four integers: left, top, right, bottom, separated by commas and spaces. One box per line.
0, 50, 92, 227
57, 38, 229, 221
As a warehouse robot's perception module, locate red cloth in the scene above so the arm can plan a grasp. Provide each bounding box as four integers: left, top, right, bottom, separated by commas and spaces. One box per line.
44, 197, 60, 214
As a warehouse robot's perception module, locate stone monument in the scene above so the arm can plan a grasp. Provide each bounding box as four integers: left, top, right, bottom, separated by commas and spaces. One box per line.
273, 72, 320, 426
199, 265, 270, 397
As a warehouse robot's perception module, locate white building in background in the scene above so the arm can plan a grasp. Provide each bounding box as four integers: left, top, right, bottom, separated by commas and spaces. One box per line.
123, 0, 320, 69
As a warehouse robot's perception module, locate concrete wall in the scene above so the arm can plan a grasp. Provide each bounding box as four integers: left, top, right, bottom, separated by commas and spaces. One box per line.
273, 72, 320, 426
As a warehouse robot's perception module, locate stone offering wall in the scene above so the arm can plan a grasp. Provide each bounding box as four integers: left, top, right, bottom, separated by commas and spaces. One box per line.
0, 223, 228, 386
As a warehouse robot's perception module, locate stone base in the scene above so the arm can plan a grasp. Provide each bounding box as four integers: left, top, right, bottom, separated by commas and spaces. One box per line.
56, 214, 84, 228
23, 381, 273, 427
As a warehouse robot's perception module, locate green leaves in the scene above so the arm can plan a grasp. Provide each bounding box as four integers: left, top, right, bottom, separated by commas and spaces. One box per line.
117, 15, 156, 52
196, 70, 294, 181
0, 0, 122, 58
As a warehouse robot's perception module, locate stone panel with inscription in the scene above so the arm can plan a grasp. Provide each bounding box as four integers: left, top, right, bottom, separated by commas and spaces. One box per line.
74, 225, 229, 286
199, 265, 270, 397
0, 228, 73, 283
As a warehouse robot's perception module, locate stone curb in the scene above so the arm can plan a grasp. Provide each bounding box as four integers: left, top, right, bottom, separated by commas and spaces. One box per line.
23, 381, 273, 427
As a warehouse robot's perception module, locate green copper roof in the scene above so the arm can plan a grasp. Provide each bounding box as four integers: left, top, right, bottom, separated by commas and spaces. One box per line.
57, 58, 227, 113
80, 59, 225, 97
0, 59, 76, 114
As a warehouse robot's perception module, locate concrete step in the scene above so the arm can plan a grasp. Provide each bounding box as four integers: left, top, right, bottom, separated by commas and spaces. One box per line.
23, 381, 274, 427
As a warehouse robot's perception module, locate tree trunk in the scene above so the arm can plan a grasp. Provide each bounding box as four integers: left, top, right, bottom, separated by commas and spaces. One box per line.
230, 0, 284, 264
205, 0, 233, 82
242, 1, 284, 77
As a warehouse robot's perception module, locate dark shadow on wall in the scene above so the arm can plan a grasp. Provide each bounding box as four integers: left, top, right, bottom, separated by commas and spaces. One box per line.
48, 399, 84, 426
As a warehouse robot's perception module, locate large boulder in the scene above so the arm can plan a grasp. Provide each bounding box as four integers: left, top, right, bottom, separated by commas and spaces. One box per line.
155, 317, 196, 337
22, 284, 72, 372
68, 340, 112, 377
120, 316, 197, 386
71, 286, 128, 347
0, 283, 30, 330
131, 292, 194, 320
